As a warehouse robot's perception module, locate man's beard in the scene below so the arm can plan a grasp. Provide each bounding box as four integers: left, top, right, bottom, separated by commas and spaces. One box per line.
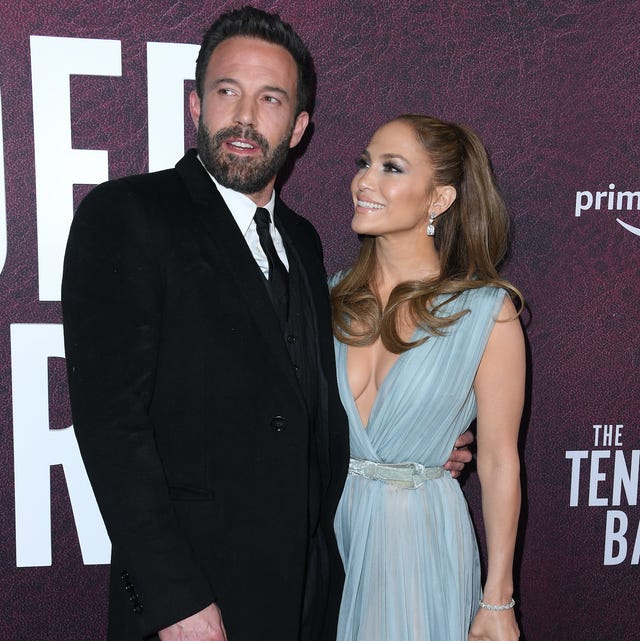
197, 117, 293, 194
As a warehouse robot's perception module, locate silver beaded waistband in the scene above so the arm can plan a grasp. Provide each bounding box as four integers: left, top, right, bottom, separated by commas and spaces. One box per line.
348, 457, 445, 489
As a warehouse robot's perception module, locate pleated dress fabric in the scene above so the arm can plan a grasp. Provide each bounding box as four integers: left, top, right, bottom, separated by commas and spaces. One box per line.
333, 285, 505, 641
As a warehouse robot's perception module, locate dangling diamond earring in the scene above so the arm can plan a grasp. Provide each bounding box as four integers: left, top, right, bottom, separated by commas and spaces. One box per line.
426, 212, 436, 237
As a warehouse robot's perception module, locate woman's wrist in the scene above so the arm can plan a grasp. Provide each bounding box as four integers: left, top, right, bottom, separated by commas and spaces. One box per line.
479, 596, 515, 611
481, 578, 513, 605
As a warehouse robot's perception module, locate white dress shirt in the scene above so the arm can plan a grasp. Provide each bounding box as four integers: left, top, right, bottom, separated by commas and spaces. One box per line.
199, 159, 289, 277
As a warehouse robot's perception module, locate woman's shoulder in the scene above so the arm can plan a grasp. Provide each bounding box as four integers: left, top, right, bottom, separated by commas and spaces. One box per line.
461, 284, 522, 327
461, 283, 508, 302
437, 284, 511, 323
440, 283, 504, 306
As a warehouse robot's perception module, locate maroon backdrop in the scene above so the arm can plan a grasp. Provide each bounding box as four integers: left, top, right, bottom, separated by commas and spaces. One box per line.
1, 1, 638, 639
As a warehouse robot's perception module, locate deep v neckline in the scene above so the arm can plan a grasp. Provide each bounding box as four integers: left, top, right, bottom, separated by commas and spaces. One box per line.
342, 332, 419, 431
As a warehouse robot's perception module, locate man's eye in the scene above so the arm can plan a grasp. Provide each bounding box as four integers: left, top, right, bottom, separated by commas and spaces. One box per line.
263, 95, 280, 104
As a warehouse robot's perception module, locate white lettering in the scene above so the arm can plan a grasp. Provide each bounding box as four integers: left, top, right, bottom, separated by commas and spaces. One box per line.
612, 450, 639, 507
566, 450, 588, 506
147, 42, 198, 171
616, 191, 640, 210
11, 323, 110, 567
575, 188, 640, 216
593, 424, 602, 445
0, 84, 6, 274
589, 450, 610, 506
604, 510, 627, 565
575, 190, 593, 216
31, 36, 121, 301
615, 424, 623, 446
594, 423, 622, 447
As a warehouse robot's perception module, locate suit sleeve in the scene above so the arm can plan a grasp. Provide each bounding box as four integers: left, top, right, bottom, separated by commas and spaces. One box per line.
61, 181, 214, 636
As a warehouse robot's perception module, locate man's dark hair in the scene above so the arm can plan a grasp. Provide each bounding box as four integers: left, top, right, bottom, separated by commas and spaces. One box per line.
195, 5, 315, 116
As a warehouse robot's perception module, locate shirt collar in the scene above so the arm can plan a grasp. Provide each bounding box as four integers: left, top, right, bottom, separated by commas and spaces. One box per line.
197, 156, 276, 236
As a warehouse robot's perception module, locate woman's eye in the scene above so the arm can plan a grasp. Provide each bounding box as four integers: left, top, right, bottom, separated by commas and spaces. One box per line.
383, 162, 402, 173
355, 158, 369, 170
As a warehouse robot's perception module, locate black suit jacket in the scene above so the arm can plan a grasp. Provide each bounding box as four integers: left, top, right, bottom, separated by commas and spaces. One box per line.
62, 150, 349, 641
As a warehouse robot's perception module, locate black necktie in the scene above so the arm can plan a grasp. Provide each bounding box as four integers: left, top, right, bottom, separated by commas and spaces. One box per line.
254, 207, 289, 322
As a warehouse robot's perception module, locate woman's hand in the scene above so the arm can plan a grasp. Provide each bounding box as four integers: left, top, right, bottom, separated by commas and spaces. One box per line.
468, 606, 519, 641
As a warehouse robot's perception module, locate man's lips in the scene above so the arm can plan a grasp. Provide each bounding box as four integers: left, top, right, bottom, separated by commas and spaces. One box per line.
224, 138, 262, 155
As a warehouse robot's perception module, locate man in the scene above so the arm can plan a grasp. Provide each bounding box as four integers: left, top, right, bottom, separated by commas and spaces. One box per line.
62, 7, 470, 641
63, 7, 346, 641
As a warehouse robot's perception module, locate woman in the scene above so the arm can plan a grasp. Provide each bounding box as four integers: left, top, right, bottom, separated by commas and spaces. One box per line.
331, 115, 524, 641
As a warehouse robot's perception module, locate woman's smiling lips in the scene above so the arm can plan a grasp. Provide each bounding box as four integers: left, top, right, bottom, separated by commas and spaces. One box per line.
355, 198, 385, 212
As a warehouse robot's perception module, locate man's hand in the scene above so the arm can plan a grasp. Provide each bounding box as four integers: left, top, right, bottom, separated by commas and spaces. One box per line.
444, 428, 474, 478
158, 603, 227, 641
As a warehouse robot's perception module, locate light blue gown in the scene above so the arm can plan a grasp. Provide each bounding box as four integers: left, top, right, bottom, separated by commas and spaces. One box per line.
333, 285, 505, 641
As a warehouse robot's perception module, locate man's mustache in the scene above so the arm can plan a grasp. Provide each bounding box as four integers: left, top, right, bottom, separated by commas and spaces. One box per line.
212, 126, 270, 153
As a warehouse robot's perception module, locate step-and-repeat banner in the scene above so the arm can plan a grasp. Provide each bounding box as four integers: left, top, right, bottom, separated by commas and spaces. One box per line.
0, 1, 638, 639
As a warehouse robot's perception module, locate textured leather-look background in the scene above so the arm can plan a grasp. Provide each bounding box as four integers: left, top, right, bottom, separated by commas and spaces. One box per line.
1, 1, 638, 639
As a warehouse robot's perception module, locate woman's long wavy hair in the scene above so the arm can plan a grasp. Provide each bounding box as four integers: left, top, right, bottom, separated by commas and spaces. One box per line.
332, 114, 522, 354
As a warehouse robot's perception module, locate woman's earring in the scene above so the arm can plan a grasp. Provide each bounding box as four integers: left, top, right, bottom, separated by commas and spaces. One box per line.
426, 212, 436, 237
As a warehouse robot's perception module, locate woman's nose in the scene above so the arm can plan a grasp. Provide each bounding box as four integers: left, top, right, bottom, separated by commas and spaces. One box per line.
356, 166, 374, 191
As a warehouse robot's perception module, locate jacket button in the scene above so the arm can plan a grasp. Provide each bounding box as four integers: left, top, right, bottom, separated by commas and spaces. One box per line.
270, 416, 287, 432
286, 334, 296, 344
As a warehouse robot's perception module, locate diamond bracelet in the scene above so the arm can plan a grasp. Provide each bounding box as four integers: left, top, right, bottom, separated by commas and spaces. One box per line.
479, 597, 516, 611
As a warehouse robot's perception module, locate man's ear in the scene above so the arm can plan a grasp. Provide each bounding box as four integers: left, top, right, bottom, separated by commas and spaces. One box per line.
189, 90, 201, 129
289, 111, 310, 149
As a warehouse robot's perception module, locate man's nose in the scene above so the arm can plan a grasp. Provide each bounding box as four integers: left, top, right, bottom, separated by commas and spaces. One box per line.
233, 94, 256, 127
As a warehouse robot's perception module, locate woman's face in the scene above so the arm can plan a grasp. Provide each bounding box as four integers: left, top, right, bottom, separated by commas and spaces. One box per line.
350, 120, 439, 238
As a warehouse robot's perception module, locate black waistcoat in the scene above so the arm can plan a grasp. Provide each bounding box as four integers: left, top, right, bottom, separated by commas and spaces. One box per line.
278, 236, 324, 537
282, 255, 320, 419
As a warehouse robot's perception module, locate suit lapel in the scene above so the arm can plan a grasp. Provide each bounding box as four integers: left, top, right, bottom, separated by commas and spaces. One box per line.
175, 151, 304, 406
